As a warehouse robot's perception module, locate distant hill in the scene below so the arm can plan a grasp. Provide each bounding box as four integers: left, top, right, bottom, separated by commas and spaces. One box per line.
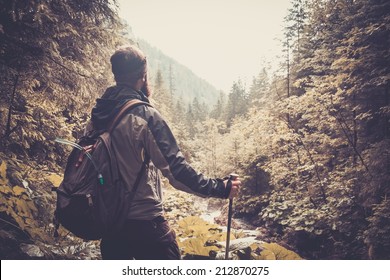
137, 39, 220, 107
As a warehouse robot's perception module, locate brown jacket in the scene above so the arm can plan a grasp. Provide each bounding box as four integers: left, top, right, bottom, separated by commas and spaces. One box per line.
89, 85, 229, 220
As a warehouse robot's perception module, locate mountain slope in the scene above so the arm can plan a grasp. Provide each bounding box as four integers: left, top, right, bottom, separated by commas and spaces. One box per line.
138, 39, 220, 107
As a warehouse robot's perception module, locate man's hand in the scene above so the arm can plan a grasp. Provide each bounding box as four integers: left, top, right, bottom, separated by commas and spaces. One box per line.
224, 174, 241, 199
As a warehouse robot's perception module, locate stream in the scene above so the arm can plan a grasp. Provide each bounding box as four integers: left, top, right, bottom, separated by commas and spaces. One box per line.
196, 197, 259, 238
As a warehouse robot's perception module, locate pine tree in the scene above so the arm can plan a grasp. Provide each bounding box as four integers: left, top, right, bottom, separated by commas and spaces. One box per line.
210, 91, 226, 120
226, 80, 248, 126
0, 0, 123, 159
249, 68, 270, 108
169, 63, 176, 97
153, 68, 173, 122
208, 0, 390, 259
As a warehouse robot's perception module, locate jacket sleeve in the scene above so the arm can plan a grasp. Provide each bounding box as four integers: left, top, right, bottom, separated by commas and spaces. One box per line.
142, 107, 229, 199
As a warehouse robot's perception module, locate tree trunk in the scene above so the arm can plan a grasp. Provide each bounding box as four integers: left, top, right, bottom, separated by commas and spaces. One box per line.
352, 92, 358, 166
4, 72, 20, 138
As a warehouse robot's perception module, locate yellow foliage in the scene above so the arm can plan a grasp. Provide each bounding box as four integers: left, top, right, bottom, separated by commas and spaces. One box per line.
0, 159, 46, 242
178, 238, 219, 257
13, 186, 27, 196
259, 243, 303, 260
208, 232, 228, 242
14, 199, 37, 218
259, 249, 277, 260
0, 203, 7, 212
13, 215, 27, 230
175, 216, 302, 260
175, 216, 237, 258
182, 224, 213, 237
177, 216, 221, 237
46, 173, 63, 188
0, 161, 8, 185
0, 185, 13, 195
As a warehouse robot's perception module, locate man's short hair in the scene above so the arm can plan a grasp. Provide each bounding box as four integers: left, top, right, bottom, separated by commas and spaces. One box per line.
110, 45, 147, 84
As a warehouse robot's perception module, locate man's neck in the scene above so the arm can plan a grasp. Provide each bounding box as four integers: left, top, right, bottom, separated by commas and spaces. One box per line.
116, 82, 136, 89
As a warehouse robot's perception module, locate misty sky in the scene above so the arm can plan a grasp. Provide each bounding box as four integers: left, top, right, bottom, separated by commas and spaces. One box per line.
117, 0, 290, 93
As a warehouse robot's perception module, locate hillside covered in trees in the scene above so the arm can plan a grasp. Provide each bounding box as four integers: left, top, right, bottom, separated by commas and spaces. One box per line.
138, 38, 220, 107
0, 0, 389, 260
187, 0, 390, 259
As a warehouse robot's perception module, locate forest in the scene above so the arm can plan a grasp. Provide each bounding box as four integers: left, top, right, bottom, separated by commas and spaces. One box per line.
0, 0, 389, 260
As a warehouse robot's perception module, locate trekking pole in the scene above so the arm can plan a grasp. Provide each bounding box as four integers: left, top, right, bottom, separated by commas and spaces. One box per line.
225, 173, 238, 260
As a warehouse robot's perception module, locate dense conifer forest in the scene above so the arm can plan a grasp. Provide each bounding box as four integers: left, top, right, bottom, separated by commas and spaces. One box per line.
0, 0, 389, 260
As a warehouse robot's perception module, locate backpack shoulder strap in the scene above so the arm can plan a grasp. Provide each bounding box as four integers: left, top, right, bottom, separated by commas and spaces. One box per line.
105, 99, 152, 205
108, 99, 151, 133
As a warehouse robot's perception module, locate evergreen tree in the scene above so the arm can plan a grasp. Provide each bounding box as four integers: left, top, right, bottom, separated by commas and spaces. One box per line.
153, 68, 173, 122
249, 68, 270, 108
169, 63, 176, 97
210, 91, 226, 120
191, 97, 207, 123
189, 0, 390, 259
0, 0, 123, 159
285, 0, 309, 62
0, 0, 124, 257
226, 79, 248, 126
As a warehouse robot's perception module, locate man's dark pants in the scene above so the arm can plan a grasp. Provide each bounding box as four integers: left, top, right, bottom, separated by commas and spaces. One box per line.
100, 216, 181, 260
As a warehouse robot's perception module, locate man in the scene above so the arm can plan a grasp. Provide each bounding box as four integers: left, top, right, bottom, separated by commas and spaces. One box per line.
89, 45, 241, 260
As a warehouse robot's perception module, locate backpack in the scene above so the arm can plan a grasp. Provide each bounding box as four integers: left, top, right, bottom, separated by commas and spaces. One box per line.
54, 99, 150, 240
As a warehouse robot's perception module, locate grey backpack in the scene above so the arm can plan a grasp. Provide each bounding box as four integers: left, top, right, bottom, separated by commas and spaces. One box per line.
54, 99, 150, 240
